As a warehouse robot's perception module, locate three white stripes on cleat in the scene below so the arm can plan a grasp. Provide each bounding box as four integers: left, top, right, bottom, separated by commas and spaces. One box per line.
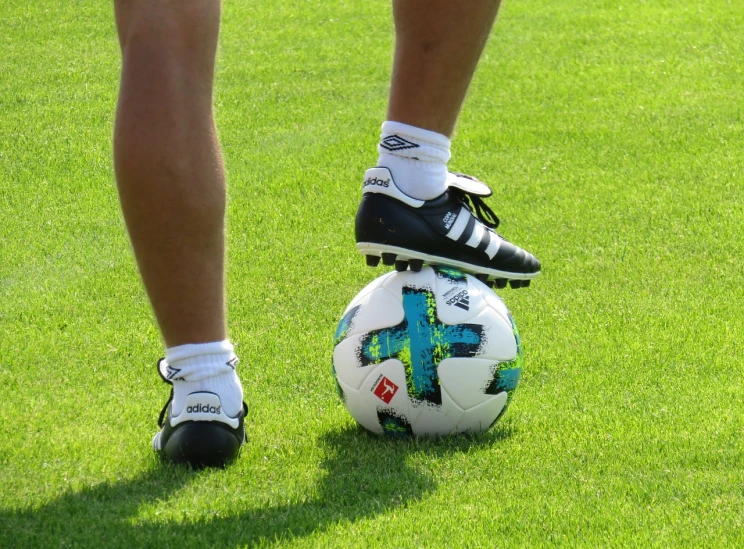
445, 207, 501, 259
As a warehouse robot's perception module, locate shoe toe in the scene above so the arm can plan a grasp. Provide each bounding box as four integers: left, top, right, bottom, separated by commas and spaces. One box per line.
493, 242, 540, 275
524, 251, 541, 273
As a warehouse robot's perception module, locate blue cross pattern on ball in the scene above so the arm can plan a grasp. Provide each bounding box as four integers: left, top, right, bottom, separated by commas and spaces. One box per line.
358, 287, 486, 406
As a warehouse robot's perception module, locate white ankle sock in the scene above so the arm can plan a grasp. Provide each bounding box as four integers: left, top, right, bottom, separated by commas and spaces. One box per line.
377, 121, 451, 200
164, 340, 243, 417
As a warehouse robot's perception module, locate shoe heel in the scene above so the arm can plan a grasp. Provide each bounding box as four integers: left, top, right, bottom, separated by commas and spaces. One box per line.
161, 421, 244, 468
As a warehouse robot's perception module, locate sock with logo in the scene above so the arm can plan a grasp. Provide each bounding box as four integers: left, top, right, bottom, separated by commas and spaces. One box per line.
377, 120, 451, 201
164, 339, 243, 418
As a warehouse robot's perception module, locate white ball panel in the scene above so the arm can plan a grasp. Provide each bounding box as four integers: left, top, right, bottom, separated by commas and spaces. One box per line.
480, 286, 513, 325
343, 287, 404, 338
333, 335, 377, 390
456, 392, 508, 433
411, 387, 464, 437
336, 378, 383, 434
438, 357, 499, 410
469, 275, 491, 294
468, 308, 517, 361
433, 275, 487, 326
344, 271, 395, 315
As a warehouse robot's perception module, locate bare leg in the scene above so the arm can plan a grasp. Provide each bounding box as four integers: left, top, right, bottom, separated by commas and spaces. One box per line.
115, 1, 245, 467
356, 0, 540, 284
114, 0, 225, 347
387, 0, 501, 137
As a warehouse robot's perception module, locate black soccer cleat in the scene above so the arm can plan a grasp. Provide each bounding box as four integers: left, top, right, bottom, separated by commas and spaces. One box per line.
152, 359, 247, 468
355, 168, 541, 287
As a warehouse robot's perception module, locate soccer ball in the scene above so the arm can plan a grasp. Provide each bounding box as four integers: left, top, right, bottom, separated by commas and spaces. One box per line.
332, 266, 522, 437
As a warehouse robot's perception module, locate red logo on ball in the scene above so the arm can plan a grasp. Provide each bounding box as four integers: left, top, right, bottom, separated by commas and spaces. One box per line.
373, 376, 399, 404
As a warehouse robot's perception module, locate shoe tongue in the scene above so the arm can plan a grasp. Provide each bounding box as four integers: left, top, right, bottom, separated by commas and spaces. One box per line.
446, 172, 493, 197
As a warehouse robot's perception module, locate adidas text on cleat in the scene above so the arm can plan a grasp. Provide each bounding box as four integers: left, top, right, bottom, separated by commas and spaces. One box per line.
152, 360, 247, 468
355, 168, 541, 287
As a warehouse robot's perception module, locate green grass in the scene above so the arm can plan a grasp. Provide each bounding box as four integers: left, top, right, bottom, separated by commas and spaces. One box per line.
1, 0, 743, 547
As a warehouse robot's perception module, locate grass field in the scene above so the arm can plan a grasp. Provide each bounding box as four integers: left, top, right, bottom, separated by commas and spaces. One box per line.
1, 0, 743, 547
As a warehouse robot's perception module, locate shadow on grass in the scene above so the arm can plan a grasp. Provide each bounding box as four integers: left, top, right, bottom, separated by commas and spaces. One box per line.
0, 425, 514, 547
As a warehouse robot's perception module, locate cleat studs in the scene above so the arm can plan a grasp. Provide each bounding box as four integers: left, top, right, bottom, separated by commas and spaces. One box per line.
394, 260, 409, 272
495, 279, 508, 289
485, 280, 495, 288
381, 253, 397, 266
509, 280, 524, 289
523, 280, 531, 287
475, 273, 489, 283
365, 255, 381, 267
409, 259, 424, 272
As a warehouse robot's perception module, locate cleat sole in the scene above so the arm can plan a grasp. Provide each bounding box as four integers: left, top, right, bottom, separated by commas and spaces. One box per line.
365, 254, 381, 267
381, 253, 397, 266
409, 259, 424, 272
357, 242, 539, 286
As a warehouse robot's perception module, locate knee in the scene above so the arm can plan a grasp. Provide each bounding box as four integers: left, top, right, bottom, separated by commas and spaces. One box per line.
115, 0, 220, 61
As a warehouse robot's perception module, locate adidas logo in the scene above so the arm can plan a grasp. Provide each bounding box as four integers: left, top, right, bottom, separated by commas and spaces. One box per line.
186, 404, 221, 414
363, 176, 390, 188
445, 290, 470, 311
